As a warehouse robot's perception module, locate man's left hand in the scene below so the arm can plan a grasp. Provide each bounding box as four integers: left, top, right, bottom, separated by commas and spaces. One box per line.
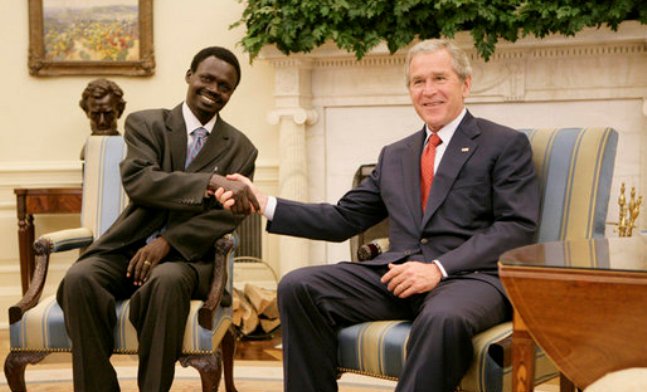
381, 261, 442, 298
126, 237, 171, 286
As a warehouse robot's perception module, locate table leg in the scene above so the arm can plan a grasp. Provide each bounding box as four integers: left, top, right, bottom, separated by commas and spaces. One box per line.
560, 373, 577, 392
511, 312, 536, 392
16, 191, 34, 295
17, 214, 34, 295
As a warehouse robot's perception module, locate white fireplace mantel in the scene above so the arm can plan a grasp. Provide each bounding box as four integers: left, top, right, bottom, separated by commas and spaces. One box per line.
262, 21, 647, 270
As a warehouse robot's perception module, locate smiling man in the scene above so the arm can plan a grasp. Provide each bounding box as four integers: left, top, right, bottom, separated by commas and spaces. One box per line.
216, 39, 541, 392
57, 47, 258, 392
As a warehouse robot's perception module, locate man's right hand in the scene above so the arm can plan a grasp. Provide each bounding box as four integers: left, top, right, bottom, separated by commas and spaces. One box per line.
214, 173, 267, 215
208, 173, 260, 215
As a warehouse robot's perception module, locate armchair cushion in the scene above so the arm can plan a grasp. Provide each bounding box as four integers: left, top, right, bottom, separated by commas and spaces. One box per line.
337, 320, 557, 391
10, 296, 232, 354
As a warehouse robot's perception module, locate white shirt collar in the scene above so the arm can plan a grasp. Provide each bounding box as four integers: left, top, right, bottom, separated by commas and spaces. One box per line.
424, 108, 467, 144
182, 102, 217, 137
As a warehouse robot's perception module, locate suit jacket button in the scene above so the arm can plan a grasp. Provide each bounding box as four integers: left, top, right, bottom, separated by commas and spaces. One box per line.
420, 238, 428, 244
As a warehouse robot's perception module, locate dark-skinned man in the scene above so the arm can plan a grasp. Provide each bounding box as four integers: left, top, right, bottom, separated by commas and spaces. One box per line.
57, 46, 258, 392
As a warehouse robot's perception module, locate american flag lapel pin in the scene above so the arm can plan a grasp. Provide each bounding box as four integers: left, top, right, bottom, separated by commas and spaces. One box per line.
461, 147, 470, 152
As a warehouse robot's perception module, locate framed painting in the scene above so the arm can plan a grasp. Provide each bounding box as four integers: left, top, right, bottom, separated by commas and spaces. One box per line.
28, 0, 155, 76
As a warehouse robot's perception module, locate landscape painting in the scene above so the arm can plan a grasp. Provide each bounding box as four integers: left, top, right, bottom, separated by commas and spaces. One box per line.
43, 0, 139, 62
28, 0, 154, 76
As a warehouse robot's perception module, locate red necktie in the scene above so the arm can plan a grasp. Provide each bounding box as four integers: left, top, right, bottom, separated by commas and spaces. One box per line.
420, 133, 442, 210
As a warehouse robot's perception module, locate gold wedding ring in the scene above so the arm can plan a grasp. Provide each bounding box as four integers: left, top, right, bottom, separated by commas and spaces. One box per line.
143, 260, 151, 266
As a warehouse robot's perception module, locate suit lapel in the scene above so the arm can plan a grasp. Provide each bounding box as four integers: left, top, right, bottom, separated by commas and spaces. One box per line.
401, 128, 426, 225
185, 116, 231, 173
422, 113, 480, 226
165, 105, 188, 172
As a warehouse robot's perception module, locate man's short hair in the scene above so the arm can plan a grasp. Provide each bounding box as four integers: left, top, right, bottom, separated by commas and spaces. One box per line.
190, 47, 242, 88
79, 78, 126, 117
405, 39, 472, 85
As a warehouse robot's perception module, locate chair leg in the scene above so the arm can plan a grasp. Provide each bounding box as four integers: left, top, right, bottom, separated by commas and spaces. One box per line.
4, 351, 50, 392
179, 353, 222, 392
221, 326, 238, 392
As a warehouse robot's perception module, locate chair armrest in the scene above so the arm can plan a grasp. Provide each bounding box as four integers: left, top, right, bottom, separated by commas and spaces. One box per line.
198, 234, 236, 330
40, 227, 94, 253
357, 238, 390, 261
9, 227, 94, 324
487, 334, 511, 368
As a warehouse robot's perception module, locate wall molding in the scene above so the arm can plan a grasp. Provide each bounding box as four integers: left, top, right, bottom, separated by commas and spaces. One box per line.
262, 21, 647, 68
0, 161, 278, 212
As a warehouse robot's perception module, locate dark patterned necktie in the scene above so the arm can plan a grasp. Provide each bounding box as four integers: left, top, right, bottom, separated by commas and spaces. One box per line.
185, 127, 208, 168
420, 132, 442, 211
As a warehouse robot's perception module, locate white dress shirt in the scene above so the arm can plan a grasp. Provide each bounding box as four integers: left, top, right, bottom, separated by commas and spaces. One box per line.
182, 102, 217, 147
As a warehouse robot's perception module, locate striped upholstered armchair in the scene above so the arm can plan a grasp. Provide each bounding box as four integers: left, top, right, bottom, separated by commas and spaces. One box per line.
338, 127, 619, 391
4, 136, 238, 392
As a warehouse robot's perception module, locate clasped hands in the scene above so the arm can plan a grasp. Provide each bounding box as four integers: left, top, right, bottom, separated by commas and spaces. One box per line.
208, 173, 261, 215
212, 173, 267, 215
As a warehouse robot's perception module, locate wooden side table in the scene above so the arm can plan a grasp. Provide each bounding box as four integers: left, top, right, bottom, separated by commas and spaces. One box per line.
499, 237, 647, 391
15, 187, 82, 294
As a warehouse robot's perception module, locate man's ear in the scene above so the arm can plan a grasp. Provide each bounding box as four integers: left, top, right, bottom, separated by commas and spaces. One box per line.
462, 75, 472, 99
185, 69, 192, 83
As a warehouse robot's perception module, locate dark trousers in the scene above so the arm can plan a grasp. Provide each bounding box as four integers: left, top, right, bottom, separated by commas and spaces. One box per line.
277, 262, 510, 392
56, 252, 205, 392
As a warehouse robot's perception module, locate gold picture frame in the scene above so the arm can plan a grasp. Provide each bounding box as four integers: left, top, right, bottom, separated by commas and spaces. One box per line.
28, 0, 155, 76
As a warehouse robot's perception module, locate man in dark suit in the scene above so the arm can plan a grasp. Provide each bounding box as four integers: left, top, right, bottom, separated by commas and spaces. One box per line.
218, 39, 540, 392
57, 46, 258, 392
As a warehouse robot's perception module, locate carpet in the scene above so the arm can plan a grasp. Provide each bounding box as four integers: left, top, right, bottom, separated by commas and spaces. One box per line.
0, 360, 396, 392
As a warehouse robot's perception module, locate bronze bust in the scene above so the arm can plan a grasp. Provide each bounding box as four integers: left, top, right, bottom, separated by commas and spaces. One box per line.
80, 79, 126, 136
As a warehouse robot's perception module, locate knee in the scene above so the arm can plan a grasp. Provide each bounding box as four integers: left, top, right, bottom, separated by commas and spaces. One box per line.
278, 269, 308, 298
415, 307, 472, 338
59, 262, 95, 294
137, 265, 193, 302
277, 268, 316, 310
57, 262, 108, 313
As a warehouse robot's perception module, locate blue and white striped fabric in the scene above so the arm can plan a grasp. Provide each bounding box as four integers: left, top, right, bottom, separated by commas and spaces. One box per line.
10, 294, 233, 354
520, 127, 617, 242
81, 136, 129, 238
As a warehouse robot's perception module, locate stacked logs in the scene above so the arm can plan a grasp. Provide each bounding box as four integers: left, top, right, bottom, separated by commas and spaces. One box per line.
232, 284, 280, 337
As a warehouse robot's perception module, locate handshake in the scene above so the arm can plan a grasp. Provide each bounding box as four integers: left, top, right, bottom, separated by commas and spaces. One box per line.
208, 173, 265, 215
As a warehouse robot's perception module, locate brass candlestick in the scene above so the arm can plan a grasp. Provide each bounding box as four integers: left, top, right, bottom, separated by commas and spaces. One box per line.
616, 183, 642, 237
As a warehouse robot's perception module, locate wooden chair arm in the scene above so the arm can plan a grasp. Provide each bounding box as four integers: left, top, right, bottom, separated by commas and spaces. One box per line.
487, 334, 512, 369
198, 235, 235, 330
9, 238, 53, 324
357, 237, 390, 261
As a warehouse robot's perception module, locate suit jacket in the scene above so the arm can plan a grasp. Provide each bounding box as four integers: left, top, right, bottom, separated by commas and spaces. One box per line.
80, 104, 258, 295
267, 111, 540, 293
